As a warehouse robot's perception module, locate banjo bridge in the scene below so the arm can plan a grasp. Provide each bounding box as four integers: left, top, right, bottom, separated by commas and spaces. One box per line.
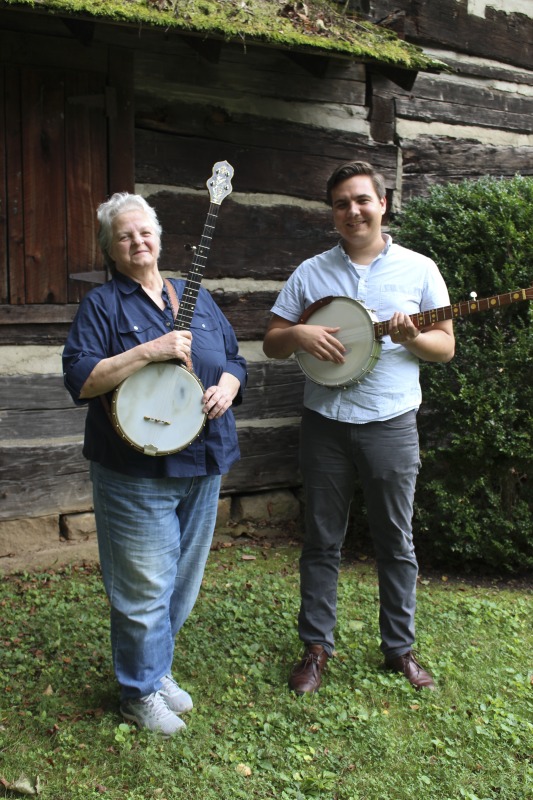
143, 415, 172, 426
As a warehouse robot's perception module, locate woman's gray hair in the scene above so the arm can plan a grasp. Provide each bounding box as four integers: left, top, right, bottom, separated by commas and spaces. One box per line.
97, 193, 162, 272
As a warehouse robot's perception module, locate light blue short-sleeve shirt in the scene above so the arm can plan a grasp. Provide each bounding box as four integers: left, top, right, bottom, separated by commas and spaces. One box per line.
270, 235, 450, 423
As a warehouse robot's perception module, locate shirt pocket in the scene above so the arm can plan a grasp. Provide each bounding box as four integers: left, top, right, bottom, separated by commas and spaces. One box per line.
190, 316, 224, 354
377, 284, 422, 317
116, 317, 158, 351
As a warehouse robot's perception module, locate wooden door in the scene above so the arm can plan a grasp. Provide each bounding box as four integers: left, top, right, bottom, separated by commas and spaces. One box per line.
0, 45, 133, 309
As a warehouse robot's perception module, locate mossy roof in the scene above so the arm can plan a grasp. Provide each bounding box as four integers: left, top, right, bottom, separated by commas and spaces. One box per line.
0, 0, 446, 72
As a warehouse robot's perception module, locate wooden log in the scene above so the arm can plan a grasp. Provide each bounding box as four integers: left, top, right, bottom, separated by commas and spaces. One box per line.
0, 28, 108, 72
368, 0, 533, 71
0, 282, 287, 343
395, 96, 533, 135
412, 73, 533, 114
400, 137, 533, 201
0, 324, 74, 346
0, 441, 93, 520
222, 422, 301, 493
136, 45, 367, 107
430, 57, 533, 87
149, 192, 338, 279
0, 420, 302, 520
238, 361, 305, 421
373, 70, 533, 135
0, 375, 73, 411
135, 127, 397, 202
0, 363, 305, 441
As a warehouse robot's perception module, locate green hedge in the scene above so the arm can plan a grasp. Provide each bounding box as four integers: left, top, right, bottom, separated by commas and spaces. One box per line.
390, 175, 533, 574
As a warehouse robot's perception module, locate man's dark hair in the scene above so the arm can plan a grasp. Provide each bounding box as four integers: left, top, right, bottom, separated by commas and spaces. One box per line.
326, 161, 386, 206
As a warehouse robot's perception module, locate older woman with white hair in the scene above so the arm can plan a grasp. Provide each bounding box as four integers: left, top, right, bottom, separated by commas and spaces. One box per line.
63, 192, 247, 735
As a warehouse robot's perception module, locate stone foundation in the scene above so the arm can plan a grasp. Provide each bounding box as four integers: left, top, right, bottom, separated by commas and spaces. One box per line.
0, 489, 303, 575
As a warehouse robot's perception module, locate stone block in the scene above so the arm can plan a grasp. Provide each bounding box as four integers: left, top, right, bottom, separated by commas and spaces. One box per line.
60, 512, 97, 541
232, 490, 301, 524
0, 515, 60, 558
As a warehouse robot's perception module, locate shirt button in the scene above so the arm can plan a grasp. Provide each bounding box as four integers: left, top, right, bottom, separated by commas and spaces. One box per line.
202, 323, 206, 328
133, 325, 139, 331
166, 321, 171, 328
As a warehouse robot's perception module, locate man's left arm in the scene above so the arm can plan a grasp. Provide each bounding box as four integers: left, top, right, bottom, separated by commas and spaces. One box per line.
388, 315, 455, 363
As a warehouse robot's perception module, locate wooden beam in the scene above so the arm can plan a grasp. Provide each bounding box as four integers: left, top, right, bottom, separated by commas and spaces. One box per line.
180, 34, 222, 64
284, 51, 331, 78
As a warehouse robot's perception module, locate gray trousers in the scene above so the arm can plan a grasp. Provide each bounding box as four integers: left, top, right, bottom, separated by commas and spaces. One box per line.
298, 408, 421, 659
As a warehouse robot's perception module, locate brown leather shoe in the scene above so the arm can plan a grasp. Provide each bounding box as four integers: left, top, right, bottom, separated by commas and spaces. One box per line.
288, 645, 329, 694
385, 651, 435, 690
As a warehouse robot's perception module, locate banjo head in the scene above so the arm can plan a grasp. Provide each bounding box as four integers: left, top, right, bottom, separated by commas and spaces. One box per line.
296, 296, 382, 388
112, 362, 207, 456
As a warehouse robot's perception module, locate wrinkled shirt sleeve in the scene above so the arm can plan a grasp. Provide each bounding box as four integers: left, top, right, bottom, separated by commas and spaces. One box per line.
62, 291, 112, 406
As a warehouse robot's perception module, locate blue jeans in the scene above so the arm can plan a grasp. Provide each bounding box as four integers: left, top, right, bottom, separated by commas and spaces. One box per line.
90, 462, 221, 700
298, 408, 420, 659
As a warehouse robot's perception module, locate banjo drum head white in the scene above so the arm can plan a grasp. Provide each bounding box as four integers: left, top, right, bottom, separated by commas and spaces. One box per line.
112, 362, 206, 455
297, 297, 381, 388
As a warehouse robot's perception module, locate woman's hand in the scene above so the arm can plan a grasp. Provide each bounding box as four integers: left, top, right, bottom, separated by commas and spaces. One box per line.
146, 330, 193, 364
202, 372, 241, 419
79, 331, 193, 399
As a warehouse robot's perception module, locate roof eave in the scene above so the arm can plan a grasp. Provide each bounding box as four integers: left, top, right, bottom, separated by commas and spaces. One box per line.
0, 0, 448, 73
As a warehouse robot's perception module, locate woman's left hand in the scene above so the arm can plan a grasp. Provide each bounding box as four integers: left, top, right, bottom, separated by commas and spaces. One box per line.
202, 372, 241, 419
202, 385, 233, 419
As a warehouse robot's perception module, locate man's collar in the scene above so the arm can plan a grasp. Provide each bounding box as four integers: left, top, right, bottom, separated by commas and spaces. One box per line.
338, 233, 392, 264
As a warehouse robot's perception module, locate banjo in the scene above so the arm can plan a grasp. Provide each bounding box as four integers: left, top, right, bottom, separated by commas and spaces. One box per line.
111, 160, 234, 456
296, 286, 533, 388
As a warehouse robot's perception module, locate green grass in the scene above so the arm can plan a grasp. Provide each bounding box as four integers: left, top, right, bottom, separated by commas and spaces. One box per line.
0, 545, 531, 800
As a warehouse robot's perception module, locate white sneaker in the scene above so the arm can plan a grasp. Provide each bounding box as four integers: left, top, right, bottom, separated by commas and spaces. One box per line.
120, 691, 186, 736
159, 674, 194, 714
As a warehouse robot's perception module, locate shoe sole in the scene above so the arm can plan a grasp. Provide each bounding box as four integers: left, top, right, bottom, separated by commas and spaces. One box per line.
120, 709, 186, 735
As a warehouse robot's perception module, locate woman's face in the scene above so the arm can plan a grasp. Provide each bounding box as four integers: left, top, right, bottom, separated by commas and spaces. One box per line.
109, 209, 161, 278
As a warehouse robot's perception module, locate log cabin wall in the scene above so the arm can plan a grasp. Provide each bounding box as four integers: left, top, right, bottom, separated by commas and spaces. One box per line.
0, 1, 532, 564
365, 0, 533, 201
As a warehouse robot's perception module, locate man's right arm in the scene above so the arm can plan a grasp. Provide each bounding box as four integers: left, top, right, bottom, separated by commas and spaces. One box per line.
263, 314, 345, 363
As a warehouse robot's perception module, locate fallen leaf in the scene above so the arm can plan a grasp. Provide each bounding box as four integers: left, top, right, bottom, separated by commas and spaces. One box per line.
236, 763, 252, 777
7, 775, 39, 796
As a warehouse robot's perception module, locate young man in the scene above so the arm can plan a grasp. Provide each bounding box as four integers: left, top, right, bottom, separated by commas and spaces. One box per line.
263, 162, 455, 693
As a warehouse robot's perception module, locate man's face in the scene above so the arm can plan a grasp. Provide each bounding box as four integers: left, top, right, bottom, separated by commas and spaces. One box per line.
330, 174, 386, 253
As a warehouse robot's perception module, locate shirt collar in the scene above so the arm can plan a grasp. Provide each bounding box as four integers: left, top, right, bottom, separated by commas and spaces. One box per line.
113, 271, 147, 296
337, 233, 392, 267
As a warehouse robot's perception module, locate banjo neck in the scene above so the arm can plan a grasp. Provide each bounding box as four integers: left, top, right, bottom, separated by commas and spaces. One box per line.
174, 201, 221, 331
375, 286, 533, 339
174, 161, 234, 331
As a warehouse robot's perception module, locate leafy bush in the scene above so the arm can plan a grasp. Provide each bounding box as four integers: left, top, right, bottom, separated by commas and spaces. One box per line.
390, 175, 533, 573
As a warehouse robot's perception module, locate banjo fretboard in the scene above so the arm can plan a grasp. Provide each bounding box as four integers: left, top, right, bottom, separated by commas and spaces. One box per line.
374, 287, 533, 338
173, 160, 233, 331
174, 202, 221, 331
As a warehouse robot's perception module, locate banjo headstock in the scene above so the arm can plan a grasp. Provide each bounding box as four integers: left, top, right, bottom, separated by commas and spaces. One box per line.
207, 160, 234, 205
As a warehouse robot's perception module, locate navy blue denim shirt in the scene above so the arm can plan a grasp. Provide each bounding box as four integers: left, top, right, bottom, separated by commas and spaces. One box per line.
63, 273, 247, 478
